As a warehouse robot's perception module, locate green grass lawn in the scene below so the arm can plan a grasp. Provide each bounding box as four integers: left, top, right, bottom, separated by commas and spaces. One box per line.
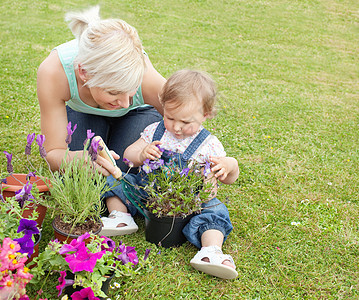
1, 0, 358, 299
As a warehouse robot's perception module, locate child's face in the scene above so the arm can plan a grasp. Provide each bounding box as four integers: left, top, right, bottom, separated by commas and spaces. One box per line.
163, 99, 207, 139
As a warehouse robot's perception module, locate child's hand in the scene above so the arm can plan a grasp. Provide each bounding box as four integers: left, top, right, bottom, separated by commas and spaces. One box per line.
140, 141, 163, 162
209, 156, 230, 181
209, 156, 239, 184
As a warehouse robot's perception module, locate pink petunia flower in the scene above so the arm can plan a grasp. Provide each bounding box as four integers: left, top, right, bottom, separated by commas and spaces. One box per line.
71, 287, 100, 300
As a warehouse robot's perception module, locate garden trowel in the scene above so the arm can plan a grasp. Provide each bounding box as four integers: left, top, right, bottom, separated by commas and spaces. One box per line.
92, 136, 122, 180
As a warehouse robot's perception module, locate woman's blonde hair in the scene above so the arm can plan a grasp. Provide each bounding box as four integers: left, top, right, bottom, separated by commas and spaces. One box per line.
65, 6, 145, 93
160, 70, 217, 118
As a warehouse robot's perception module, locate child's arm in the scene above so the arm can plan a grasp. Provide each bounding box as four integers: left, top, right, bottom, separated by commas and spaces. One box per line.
123, 138, 163, 167
209, 156, 239, 185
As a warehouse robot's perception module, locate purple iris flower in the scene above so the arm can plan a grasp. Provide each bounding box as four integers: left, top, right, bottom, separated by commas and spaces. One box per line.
65, 243, 105, 273
15, 182, 35, 208
180, 167, 190, 177
25, 133, 36, 155
36, 134, 47, 158
65, 122, 77, 145
83, 129, 95, 146
3, 151, 13, 173
203, 161, 211, 177
56, 271, 75, 297
17, 218, 39, 235
71, 287, 100, 300
88, 138, 102, 161
116, 244, 139, 266
14, 234, 35, 256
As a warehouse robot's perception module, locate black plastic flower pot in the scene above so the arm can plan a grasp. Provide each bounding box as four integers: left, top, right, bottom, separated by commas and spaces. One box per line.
144, 209, 192, 248
64, 272, 114, 299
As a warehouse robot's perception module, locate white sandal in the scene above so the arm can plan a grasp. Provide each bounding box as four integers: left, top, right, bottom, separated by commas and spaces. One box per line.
190, 245, 238, 279
100, 210, 138, 236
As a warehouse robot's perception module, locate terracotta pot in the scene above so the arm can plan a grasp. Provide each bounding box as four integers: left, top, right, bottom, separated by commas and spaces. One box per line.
52, 215, 102, 244
144, 209, 193, 248
2, 173, 50, 228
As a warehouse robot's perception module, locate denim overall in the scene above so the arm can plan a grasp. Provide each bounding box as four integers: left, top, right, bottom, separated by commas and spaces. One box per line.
103, 121, 233, 248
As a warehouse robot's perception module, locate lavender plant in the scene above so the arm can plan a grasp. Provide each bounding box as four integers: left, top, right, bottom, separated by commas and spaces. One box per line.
126, 149, 216, 218
1, 122, 110, 229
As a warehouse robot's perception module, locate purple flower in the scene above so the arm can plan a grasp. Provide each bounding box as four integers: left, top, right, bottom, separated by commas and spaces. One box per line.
56, 271, 75, 297
88, 138, 102, 161
3, 151, 13, 173
59, 232, 90, 254
116, 244, 139, 266
150, 159, 164, 170
15, 182, 35, 208
141, 159, 153, 174
25, 133, 36, 155
71, 287, 100, 300
65, 243, 105, 273
36, 134, 47, 158
65, 122, 77, 145
123, 158, 134, 168
203, 161, 211, 177
83, 129, 95, 146
26, 171, 36, 181
144, 248, 151, 261
14, 234, 34, 256
156, 144, 165, 152
17, 218, 39, 235
1, 178, 7, 184
100, 236, 116, 252
180, 167, 190, 177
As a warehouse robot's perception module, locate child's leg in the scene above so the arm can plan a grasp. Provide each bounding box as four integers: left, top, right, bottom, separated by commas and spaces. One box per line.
183, 198, 237, 279
100, 175, 139, 236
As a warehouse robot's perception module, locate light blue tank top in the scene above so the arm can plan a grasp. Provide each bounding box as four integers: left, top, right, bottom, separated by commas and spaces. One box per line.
54, 39, 147, 117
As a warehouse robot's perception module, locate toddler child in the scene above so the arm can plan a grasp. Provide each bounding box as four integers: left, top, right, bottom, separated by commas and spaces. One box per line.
101, 70, 239, 279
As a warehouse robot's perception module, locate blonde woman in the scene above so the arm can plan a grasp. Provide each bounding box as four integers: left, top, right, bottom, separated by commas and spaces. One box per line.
37, 6, 164, 175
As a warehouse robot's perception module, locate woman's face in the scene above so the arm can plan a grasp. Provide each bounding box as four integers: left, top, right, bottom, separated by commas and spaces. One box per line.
163, 99, 207, 140
90, 87, 136, 110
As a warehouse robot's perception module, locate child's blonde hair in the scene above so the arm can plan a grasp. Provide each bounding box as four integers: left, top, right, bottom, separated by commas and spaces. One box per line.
65, 6, 145, 94
160, 70, 217, 118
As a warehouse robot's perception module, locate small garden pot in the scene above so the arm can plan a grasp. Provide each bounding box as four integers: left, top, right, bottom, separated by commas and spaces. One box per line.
2, 173, 50, 228
26, 231, 42, 267
52, 215, 102, 244
64, 271, 115, 299
144, 209, 193, 248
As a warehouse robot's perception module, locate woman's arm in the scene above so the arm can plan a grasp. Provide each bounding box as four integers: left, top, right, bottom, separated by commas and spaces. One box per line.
37, 51, 118, 176
141, 55, 166, 115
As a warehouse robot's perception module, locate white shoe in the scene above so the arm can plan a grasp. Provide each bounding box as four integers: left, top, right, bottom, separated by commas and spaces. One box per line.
190, 245, 238, 279
100, 210, 138, 236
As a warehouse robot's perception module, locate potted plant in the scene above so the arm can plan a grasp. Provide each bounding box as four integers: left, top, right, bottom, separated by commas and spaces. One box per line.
29, 232, 151, 299
124, 150, 215, 248
39, 123, 113, 242
1, 122, 111, 242
1, 142, 50, 229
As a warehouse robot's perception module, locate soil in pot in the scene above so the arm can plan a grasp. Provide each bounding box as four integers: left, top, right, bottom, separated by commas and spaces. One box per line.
52, 215, 102, 243
144, 209, 193, 248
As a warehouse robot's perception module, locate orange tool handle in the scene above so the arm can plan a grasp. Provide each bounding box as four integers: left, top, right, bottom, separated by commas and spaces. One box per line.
93, 136, 122, 179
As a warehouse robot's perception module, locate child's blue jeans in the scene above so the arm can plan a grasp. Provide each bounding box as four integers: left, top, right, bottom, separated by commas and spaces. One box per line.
103, 174, 233, 249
